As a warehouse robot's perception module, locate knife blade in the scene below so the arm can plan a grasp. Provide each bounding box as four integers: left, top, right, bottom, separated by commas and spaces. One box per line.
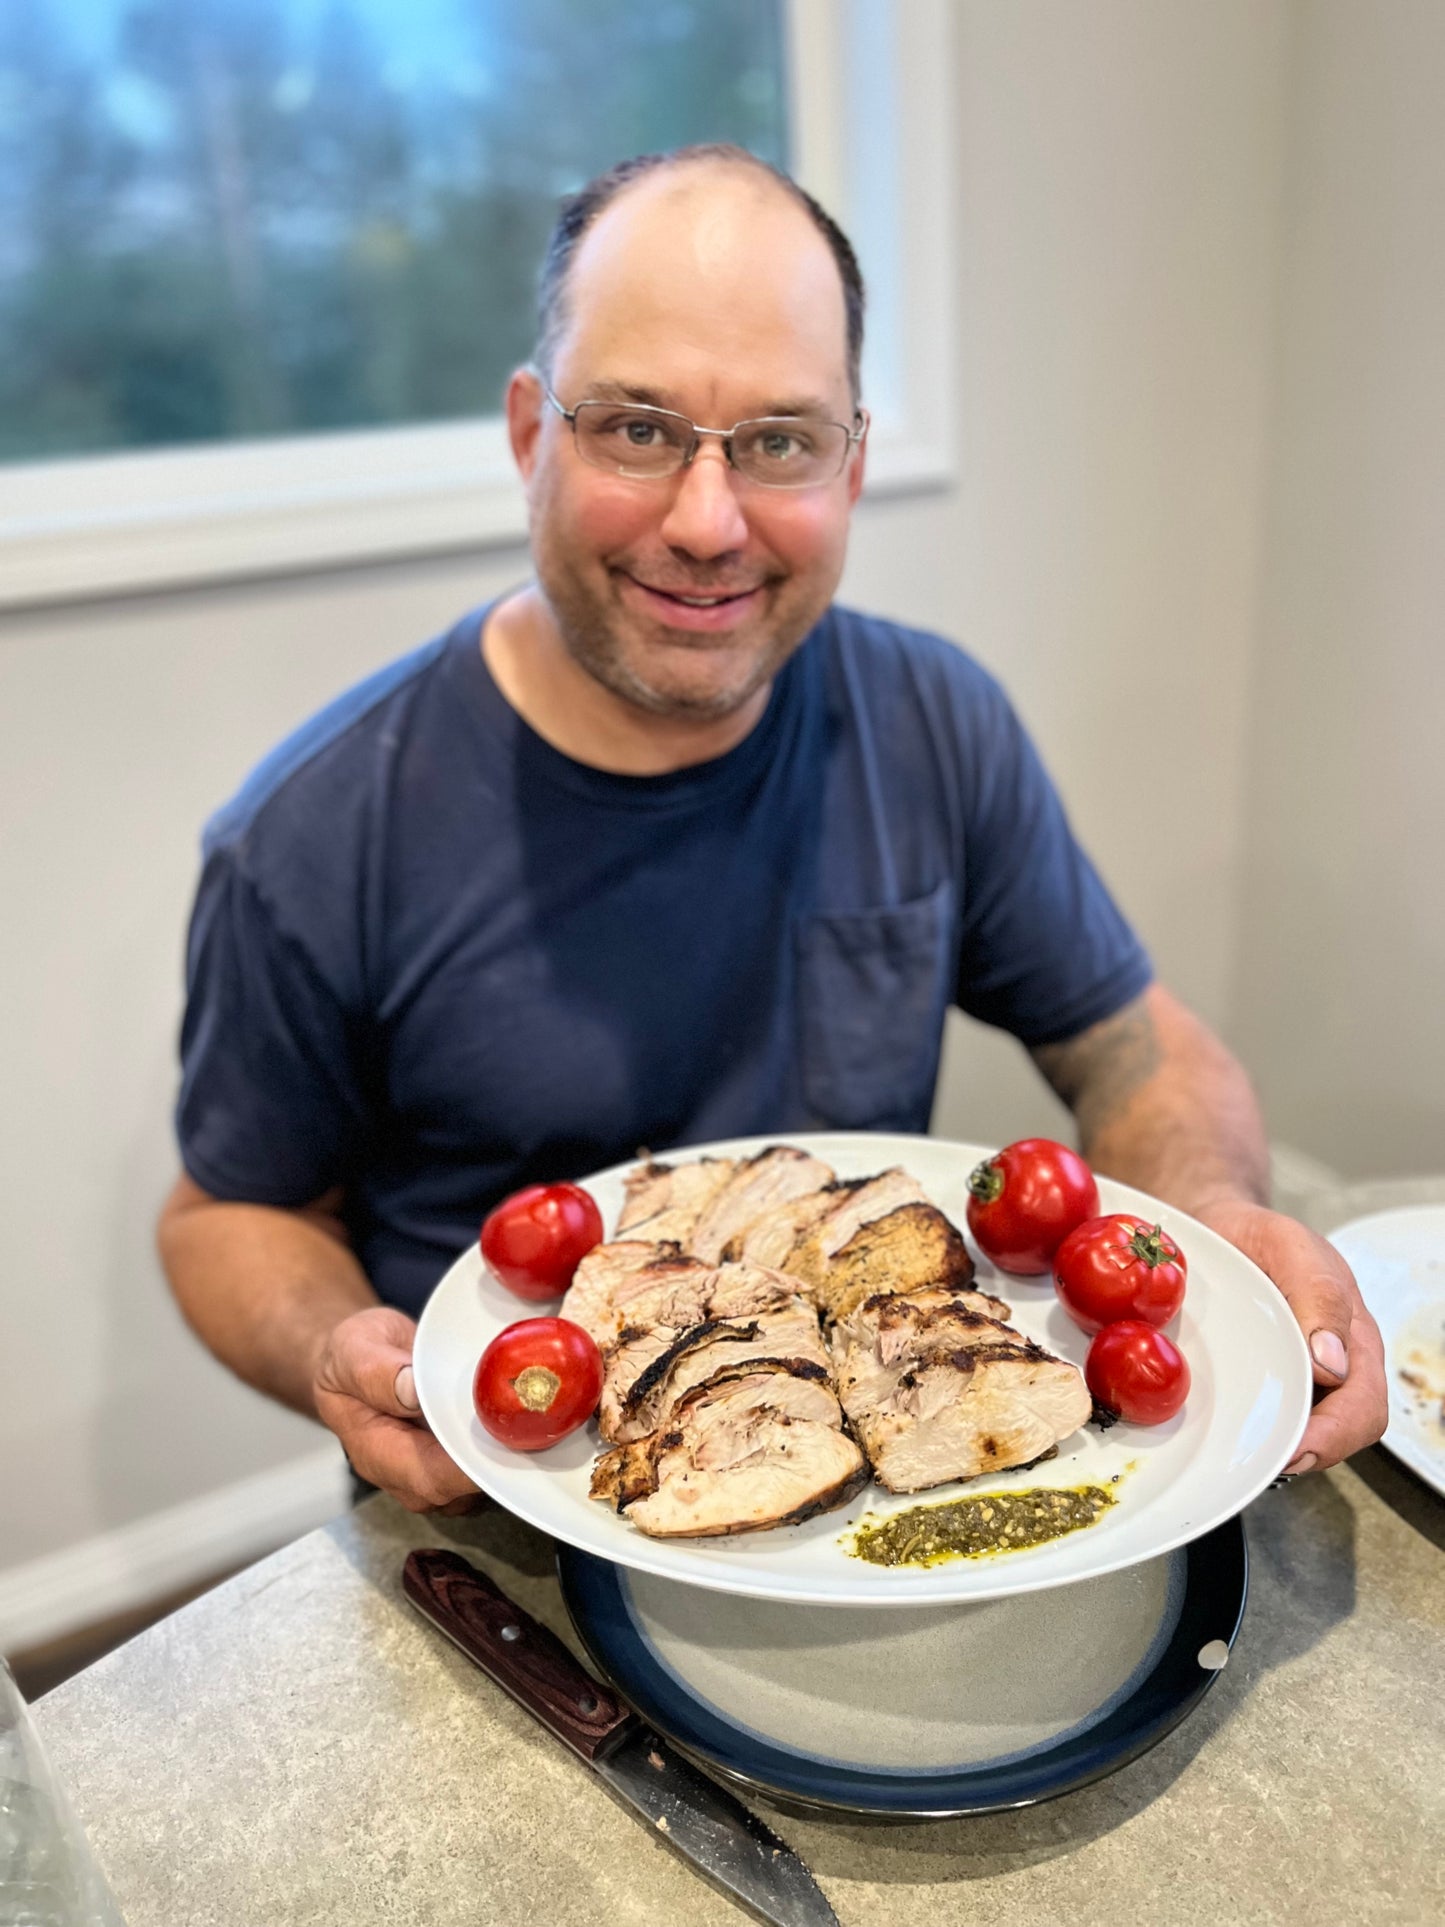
402, 1548, 840, 1927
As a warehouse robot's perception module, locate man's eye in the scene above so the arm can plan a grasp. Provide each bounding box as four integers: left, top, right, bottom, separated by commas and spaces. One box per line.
596, 413, 669, 447
755, 428, 814, 462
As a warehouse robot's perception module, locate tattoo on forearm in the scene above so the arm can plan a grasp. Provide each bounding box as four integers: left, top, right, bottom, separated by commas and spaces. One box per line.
1031, 996, 1163, 1142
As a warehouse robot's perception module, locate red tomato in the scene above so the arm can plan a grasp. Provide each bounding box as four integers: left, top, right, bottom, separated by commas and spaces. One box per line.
480, 1182, 603, 1301
1053, 1213, 1187, 1335
1085, 1320, 1191, 1425
965, 1138, 1100, 1275
473, 1317, 604, 1451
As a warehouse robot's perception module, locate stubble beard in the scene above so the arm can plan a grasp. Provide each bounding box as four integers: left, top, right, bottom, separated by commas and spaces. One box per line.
537, 557, 819, 723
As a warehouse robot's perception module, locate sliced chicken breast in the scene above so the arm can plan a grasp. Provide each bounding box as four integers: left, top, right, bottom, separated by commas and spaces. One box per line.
591, 1362, 867, 1537
607, 1304, 831, 1443
689, 1146, 836, 1264
560, 1241, 699, 1347
787, 1201, 977, 1322
832, 1289, 1090, 1493
855, 1343, 1091, 1493
615, 1155, 739, 1234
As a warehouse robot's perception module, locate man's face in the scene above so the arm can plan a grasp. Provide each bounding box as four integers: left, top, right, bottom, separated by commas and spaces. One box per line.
509, 165, 866, 721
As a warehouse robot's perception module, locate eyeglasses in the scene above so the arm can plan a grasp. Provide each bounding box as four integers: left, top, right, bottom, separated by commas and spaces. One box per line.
542, 385, 867, 489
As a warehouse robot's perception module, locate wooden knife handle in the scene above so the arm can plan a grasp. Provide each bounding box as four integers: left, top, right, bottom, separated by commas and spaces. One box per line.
403, 1548, 634, 1762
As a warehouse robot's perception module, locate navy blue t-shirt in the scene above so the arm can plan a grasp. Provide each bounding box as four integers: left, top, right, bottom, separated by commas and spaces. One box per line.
177, 603, 1151, 1315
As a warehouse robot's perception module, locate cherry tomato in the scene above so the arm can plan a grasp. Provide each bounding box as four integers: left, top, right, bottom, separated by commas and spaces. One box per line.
480, 1182, 603, 1302
472, 1317, 604, 1451
965, 1138, 1100, 1275
1085, 1320, 1191, 1425
1053, 1213, 1187, 1334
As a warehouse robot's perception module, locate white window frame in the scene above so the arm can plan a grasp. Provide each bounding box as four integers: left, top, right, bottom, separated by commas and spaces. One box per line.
0, 0, 954, 611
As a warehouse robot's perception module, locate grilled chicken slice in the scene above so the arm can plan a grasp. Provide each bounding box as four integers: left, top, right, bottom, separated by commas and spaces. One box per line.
786, 1200, 976, 1322
688, 1146, 836, 1264
560, 1241, 701, 1348
718, 1185, 843, 1268
832, 1289, 1090, 1493
604, 1303, 831, 1443
616, 1156, 740, 1242
591, 1362, 867, 1537
588, 1259, 808, 1432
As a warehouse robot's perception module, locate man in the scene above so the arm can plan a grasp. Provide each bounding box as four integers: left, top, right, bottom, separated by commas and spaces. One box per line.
158, 146, 1385, 1512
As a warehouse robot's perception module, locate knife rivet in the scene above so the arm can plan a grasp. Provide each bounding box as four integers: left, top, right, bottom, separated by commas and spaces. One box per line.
577, 1694, 599, 1715
500, 1624, 522, 1643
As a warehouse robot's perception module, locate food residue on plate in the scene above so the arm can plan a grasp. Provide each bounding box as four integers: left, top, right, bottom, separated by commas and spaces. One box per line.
1395, 1306, 1445, 1434
843, 1481, 1119, 1568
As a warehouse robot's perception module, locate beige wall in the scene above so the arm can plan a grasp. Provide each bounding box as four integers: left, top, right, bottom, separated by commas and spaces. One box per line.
1231, 0, 1445, 1177
1, 1, 1299, 1593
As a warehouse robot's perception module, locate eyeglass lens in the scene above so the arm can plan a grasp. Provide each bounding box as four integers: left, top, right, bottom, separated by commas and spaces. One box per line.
570, 402, 849, 486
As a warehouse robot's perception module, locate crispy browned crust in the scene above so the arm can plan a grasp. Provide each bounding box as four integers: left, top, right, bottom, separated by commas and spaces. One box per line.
589, 1440, 659, 1510
791, 1202, 976, 1321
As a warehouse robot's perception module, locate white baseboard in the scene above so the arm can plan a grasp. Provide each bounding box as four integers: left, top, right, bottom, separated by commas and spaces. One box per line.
0, 1447, 354, 1657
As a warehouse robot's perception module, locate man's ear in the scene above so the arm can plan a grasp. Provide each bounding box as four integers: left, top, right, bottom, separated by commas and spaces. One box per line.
845, 409, 870, 507
506, 366, 546, 481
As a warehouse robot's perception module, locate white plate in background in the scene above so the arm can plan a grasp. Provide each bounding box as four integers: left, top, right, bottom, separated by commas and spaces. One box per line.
414, 1133, 1312, 1606
1328, 1205, 1445, 1498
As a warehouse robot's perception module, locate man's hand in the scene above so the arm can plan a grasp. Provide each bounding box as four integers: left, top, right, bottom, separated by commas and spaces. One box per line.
1034, 985, 1390, 1474
1195, 1199, 1388, 1473
313, 1306, 483, 1514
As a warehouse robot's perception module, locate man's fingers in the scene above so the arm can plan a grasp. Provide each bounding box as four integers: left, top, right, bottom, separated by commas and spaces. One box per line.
337, 1406, 480, 1512
1281, 1248, 1355, 1388
1201, 1201, 1389, 1475
317, 1306, 422, 1419
1287, 1299, 1389, 1473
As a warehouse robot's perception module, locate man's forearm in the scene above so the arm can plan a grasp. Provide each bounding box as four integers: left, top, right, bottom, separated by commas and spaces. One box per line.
157, 1174, 379, 1417
1031, 985, 1270, 1216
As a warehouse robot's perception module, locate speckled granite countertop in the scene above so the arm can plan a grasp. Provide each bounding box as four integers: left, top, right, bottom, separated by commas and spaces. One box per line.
32, 1451, 1445, 1927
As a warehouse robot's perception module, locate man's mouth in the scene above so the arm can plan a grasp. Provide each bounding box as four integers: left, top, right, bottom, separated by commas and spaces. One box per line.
619, 574, 768, 631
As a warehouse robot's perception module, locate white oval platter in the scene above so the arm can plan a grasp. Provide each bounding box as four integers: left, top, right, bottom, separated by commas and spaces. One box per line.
414, 1133, 1312, 1607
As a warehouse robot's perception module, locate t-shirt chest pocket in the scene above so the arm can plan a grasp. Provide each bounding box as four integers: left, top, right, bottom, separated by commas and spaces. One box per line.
794, 878, 955, 1130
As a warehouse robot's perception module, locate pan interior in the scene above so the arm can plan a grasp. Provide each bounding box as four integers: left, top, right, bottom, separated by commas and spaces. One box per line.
622, 1550, 1187, 1772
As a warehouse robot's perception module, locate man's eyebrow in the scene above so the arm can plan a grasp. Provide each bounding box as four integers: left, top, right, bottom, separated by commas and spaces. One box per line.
584, 379, 675, 407
580, 379, 841, 420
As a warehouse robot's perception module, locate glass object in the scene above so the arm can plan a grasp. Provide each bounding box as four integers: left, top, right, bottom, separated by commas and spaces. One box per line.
546, 390, 867, 488
0, 0, 788, 465
0, 1658, 125, 1926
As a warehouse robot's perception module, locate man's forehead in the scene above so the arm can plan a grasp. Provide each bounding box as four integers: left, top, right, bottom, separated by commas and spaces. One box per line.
553, 163, 852, 403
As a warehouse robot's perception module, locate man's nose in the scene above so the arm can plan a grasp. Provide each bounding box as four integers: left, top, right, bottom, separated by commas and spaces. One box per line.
656, 443, 751, 558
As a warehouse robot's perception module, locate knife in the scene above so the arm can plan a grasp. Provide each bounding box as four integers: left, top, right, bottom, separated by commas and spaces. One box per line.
402, 1548, 840, 1927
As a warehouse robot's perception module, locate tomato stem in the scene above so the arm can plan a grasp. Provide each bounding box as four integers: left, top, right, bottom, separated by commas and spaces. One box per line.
968, 1158, 1004, 1204
512, 1366, 561, 1412
1127, 1223, 1173, 1269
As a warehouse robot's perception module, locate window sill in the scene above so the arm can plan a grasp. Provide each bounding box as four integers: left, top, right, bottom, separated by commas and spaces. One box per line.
0, 416, 951, 612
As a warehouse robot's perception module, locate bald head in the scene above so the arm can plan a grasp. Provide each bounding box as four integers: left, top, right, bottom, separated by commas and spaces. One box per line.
534, 145, 865, 405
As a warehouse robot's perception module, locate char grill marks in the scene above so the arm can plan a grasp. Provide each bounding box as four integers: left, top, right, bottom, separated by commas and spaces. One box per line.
571, 1145, 1091, 1533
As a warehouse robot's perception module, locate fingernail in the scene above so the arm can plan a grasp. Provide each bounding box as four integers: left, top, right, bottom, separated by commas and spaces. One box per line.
1284, 1451, 1318, 1476
1310, 1330, 1349, 1380
395, 1365, 419, 1411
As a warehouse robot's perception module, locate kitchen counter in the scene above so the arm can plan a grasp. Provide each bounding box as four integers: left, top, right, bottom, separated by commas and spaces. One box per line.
33, 1451, 1445, 1927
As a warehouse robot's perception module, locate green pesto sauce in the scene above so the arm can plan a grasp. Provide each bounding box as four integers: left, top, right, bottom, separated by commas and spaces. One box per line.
848, 1484, 1117, 1567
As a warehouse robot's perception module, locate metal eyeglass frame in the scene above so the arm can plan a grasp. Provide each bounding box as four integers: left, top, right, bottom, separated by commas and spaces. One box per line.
540, 382, 868, 489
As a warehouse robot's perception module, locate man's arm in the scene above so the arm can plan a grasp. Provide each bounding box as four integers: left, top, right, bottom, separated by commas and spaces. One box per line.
1031, 984, 1387, 1474
156, 1174, 479, 1512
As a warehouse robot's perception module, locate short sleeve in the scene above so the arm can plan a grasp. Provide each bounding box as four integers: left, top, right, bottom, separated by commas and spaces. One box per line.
954, 682, 1152, 1044
176, 851, 369, 1205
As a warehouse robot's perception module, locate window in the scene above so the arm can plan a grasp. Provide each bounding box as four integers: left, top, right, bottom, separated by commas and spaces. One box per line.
0, 0, 954, 606
0, 0, 788, 461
